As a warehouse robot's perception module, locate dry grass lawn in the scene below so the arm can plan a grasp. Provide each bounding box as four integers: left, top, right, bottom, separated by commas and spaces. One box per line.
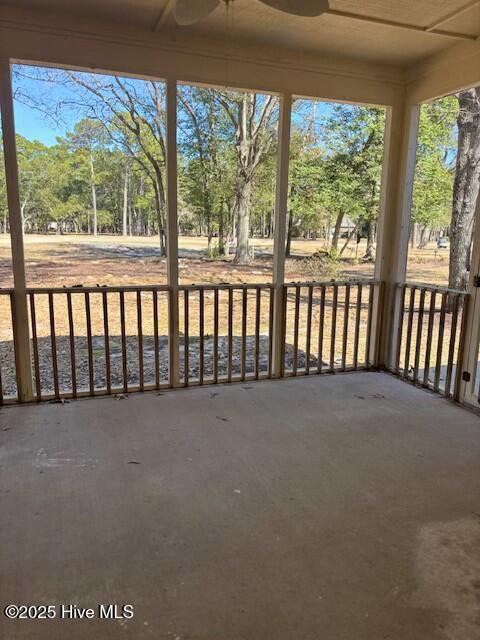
0, 233, 451, 289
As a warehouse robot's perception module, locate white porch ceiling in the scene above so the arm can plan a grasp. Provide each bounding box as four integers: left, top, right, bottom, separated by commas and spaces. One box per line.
0, 0, 479, 67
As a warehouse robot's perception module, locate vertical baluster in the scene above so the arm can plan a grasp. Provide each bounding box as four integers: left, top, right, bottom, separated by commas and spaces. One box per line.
403, 287, 416, 380
67, 292, 77, 398
372, 281, 385, 369
394, 286, 406, 374
454, 294, 469, 401
228, 288, 233, 383
137, 291, 144, 392
184, 289, 189, 387
254, 287, 261, 380
292, 285, 301, 375
341, 283, 350, 372
305, 285, 313, 375
444, 293, 460, 398
413, 288, 426, 384
241, 287, 248, 381
84, 291, 94, 395
330, 284, 338, 372
353, 284, 362, 370
423, 290, 436, 388
9, 293, 19, 400
119, 291, 128, 393
102, 290, 111, 395
317, 285, 326, 373
213, 288, 219, 384
0, 347, 3, 402
153, 290, 160, 389
268, 286, 274, 378
29, 292, 41, 400
48, 292, 59, 399
0, 295, 8, 401
365, 283, 374, 368
199, 289, 205, 385
0, 300, 5, 402
281, 285, 288, 378
433, 292, 447, 393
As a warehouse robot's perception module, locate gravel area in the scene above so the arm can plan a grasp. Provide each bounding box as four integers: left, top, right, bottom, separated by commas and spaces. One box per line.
0, 335, 318, 399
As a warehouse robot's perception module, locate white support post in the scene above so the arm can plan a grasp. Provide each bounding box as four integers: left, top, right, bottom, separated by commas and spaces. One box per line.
0, 59, 33, 401
272, 94, 292, 377
458, 194, 480, 404
374, 102, 420, 370
166, 79, 180, 387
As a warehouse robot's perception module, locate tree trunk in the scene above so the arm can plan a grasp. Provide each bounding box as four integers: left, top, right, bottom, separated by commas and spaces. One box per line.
122, 160, 129, 238
340, 224, 359, 256
20, 203, 26, 235
363, 222, 375, 261
218, 203, 226, 256
410, 222, 418, 249
234, 174, 252, 264
90, 152, 98, 237
418, 225, 428, 249
285, 211, 293, 258
152, 175, 166, 257
449, 88, 480, 291
331, 212, 344, 252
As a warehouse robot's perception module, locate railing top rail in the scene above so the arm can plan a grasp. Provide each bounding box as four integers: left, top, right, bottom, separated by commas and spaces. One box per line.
396, 281, 468, 296
179, 283, 273, 291
18, 283, 276, 294
25, 284, 171, 294
284, 279, 378, 287
0, 280, 380, 295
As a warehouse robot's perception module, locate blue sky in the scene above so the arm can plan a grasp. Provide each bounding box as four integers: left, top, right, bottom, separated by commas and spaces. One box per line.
13, 101, 67, 145
12, 68, 79, 145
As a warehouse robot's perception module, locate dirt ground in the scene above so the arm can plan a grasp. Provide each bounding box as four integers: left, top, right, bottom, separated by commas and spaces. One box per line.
0, 233, 450, 288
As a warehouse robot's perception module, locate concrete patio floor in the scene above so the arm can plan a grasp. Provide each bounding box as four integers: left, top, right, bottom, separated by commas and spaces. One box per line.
1, 372, 480, 639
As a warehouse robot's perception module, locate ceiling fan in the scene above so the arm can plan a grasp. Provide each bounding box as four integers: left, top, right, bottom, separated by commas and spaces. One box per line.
174, 0, 330, 26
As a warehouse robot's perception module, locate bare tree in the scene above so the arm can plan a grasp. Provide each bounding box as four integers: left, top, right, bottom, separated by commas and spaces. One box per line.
122, 158, 130, 238
14, 67, 168, 255
213, 91, 278, 264
450, 88, 480, 291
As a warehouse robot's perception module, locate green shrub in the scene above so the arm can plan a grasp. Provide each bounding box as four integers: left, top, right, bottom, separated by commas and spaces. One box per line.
300, 250, 340, 280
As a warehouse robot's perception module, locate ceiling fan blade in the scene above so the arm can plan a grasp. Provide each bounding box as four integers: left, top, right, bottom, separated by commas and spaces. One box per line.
258, 0, 330, 17
175, 0, 220, 26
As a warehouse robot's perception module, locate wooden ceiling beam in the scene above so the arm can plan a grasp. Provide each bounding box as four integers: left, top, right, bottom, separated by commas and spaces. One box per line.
152, 2, 478, 42
425, 0, 480, 32
326, 8, 477, 41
